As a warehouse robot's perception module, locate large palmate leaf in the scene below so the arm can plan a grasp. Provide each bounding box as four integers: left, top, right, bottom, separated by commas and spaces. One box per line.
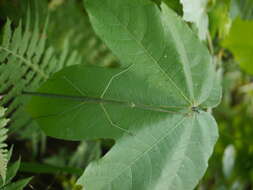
26, 1, 221, 190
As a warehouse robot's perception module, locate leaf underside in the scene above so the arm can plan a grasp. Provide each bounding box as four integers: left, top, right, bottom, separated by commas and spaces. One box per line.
26, 0, 221, 190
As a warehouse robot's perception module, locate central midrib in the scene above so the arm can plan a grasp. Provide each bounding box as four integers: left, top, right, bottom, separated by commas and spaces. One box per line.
23, 91, 188, 114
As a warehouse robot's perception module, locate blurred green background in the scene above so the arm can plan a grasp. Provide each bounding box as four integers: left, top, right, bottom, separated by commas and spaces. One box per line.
0, 0, 253, 189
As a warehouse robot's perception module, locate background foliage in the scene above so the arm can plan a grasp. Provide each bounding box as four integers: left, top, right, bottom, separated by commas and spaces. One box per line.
0, 0, 252, 189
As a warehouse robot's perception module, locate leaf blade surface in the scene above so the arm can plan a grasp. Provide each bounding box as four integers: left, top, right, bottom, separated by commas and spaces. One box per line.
77, 112, 218, 190
26, 1, 221, 189
85, 0, 216, 105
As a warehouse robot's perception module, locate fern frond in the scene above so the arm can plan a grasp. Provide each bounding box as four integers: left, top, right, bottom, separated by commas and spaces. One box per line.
0, 107, 9, 183
0, 12, 81, 133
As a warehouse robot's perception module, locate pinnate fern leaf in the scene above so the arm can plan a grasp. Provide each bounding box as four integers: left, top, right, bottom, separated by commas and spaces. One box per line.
0, 107, 9, 183
0, 13, 81, 132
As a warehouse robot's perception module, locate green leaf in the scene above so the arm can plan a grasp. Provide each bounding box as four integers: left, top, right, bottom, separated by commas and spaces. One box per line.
19, 162, 82, 176
162, 0, 182, 14
5, 158, 21, 184
85, 0, 215, 104
2, 177, 32, 190
0, 107, 9, 183
230, 0, 253, 20
47, 0, 118, 67
26, 0, 221, 189
222, 144, 236, 179
77, 111, 218, 190
0, 151, 31, 189
0, 8, 82, 136
209, 0, 232, 39
201, 71, 222, 108
180, 0, 209, 40
222, 18, 253, 75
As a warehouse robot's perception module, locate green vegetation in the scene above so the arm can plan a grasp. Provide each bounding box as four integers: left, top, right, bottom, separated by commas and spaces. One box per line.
0, 0, 252, 189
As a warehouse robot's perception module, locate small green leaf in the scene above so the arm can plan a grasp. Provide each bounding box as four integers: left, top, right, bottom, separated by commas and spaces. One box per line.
2, 177, 32, 190
0, 107, 9, 183
230, 0, 253, 20
209, 1, 232, 39
162, 0, 182, 14
180, 0, 209, 40
19, 162, 83, 176
223, 18, 253, 75
5, 158, 21, 184
222, 144, 236, 179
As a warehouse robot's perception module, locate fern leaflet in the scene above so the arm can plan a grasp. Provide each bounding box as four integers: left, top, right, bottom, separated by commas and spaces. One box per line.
0, 107, 9, 183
